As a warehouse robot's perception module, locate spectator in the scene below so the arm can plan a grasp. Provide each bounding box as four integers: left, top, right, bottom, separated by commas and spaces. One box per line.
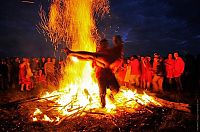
39, 57, 46, 74
174, 52, 185, 92
44, 57, 55, 85
36, 69, 46, 88
124, 59, 132, 87
0, 59, 8, 90
31, 58, 40, 75
145, 56, 153, 90
130, 55, 141, 87
164, 53, 175, 89
19, 58, 32, 91
12, 57, 20, 88
152, 54, 165, 93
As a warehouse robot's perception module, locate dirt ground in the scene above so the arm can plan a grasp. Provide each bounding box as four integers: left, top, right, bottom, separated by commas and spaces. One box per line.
0, 85, 198, 132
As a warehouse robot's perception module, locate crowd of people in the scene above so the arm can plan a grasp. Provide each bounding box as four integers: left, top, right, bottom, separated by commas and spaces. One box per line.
118, 52, 200, 93
0, 57, 64, 91
0, 43, 199, 97
115, 52, 185, 92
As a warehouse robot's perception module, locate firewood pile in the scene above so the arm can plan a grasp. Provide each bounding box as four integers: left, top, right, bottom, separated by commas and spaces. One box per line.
0, 93, 196, 131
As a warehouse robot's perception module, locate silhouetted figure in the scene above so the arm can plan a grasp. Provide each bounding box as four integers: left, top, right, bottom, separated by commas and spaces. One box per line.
0, 59, 8, 90
12, 57, 20, 88
184, 53, 197, 92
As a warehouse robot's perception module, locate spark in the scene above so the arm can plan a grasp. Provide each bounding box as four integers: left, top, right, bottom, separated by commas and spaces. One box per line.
21, 1, 35, 4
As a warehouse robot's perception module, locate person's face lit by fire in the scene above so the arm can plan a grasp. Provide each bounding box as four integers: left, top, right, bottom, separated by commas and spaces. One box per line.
22, 58, 26, 63
130, 56, 134, 61
47, 58, 51, 62
146, 56, 151, 62
15, 57, 20, 63
127, 59, 130, 64
123, 63, 127, 68
35, 59, 39, 63
174, 52, 179, 59
112, 35, 122, 46
39, 70, 43, 76
26, 58, 30, 63
42, 57, 45, 62
141, 56, 144, 61
154, 56, 159, 62
168, 54, 173, 59
52, 58, 56, 64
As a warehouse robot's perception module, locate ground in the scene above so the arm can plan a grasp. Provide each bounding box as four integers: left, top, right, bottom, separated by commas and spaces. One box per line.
0, 85, 198, 132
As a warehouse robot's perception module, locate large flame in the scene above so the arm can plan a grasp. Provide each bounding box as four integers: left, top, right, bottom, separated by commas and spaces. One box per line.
34, 0, 161, 122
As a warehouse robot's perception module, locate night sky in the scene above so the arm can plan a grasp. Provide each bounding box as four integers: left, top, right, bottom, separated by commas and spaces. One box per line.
0, 0, 200, 57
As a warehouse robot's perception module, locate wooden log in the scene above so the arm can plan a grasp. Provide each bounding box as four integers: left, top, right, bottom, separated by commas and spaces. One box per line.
154, 97, 191, 112
0, 94, 61, 110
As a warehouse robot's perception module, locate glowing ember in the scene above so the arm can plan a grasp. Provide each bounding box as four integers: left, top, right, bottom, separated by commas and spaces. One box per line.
42, 115, 54, 122
33, 117, 37, 122
33, 108, 42, 116
34, 0, 162, 122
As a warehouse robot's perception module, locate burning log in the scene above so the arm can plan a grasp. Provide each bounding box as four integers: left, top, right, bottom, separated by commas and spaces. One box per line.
55, 106, 86, 125
0, 94, 61, 110
132, 92, 191, 113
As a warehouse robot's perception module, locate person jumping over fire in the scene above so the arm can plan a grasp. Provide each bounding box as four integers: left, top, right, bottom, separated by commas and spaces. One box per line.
64, 35, 124, 108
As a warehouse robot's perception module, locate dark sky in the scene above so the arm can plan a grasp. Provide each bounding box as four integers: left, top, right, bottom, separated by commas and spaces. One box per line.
0, 0, 200, 57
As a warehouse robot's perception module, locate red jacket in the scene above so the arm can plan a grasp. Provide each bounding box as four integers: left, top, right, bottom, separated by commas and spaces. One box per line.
165, 59, 175, 78
130, 59, 141, 75
174, 57, 185, 77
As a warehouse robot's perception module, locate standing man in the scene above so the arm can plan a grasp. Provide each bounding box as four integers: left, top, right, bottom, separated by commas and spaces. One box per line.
174, 52, 185, 91
130, 55, 141, 88
44, 58, 55, 86
152, 53, 165, 93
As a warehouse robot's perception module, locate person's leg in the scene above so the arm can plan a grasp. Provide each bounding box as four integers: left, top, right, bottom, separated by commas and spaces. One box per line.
167, 78, 173, 90
152, 75, 159, 92
158, 77, 164, 92
26, 84, 30, 91
21, 84, 24, 91
135, 75, 140, 87
108, 71, 120, 103
169, 78, 172, 86
143, 80, 146, 89
147, 82, 151, 89
175, 77, 183, 91
129, 75, 134, 85
110, 77, 120, 95
97, 77, 107, 108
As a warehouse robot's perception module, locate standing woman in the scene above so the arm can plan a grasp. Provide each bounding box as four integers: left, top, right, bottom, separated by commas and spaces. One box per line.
19, 58, 32, 91
140, 56, 147, 89
164, 53, 175, 89
19, 58, 27, 91
145, 56, 153, 90
124, 59, 131, 87
26, 58, 33, 89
